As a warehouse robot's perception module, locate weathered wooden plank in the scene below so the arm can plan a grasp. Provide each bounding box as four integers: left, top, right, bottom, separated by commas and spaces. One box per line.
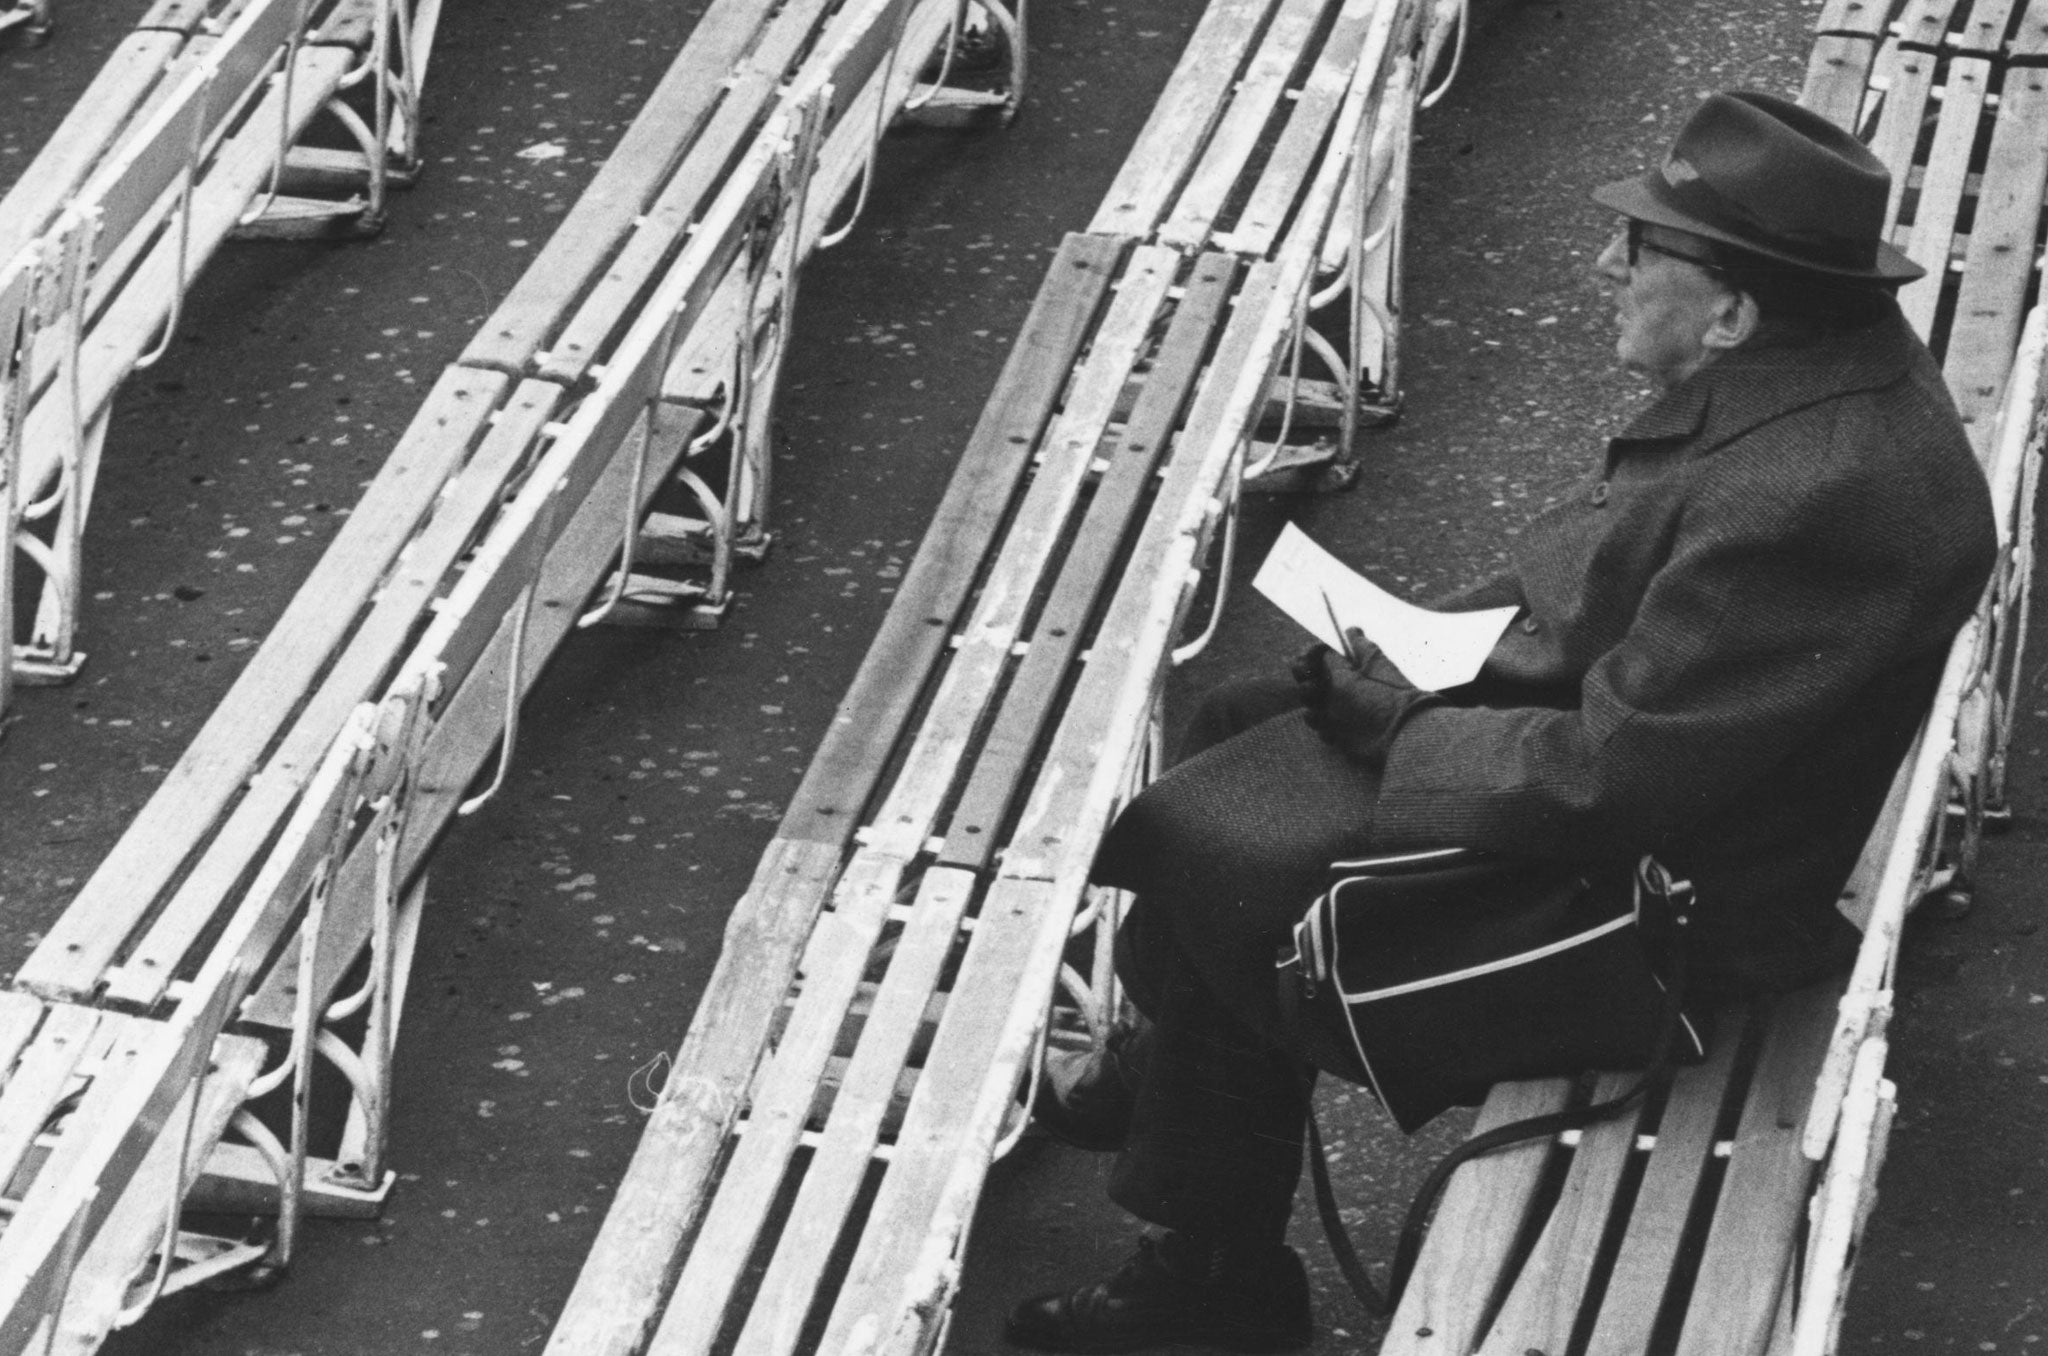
1941, 67, 2048, 434
1944, 0, 2018, 51
2013, 0, 2048, 55
1893, 0, 1962, 45
811, 875, 1069, 1354
653, 868, 978, 1356
1379, 1081, 1576, 1356
535, 68, 783, 387
718, 869, 974, 1356
457, 0, 779, 374
851, 247, 1178, 866
536, 0, 846, 386
1814, 0, 1903, 36
775, 233, 1128, 847
1866, 39, 1939, 231
1229, 0, 1384, 257
1583, 1012, 1749, 1356
1672, 985, 1837, 1356
540, 837, 844, 1356
1480, 1074, 1646, 1356
0, 1008, 102, 1199
1157, 0, 1339, 250
1002, 264, 1302, 892
938, 253, 1241, 871
1088, 0, 1276, 237
1896, 55, 1990, 340
16, 367, 503, 1002
0, 995, 48, 1084
1801, 34, 1880, 129
0, 32, 186, 266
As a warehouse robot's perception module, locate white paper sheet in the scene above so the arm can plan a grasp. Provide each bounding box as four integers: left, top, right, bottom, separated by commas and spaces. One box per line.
1251, 523, 1518, 690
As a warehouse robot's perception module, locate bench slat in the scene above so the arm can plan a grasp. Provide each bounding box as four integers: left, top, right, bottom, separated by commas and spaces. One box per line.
0, 996, 48, 1084
1584, 1016, 1748, 1356
541, 838, 843, 1356
937, 252, 1242, 871
536, 0, 847, 386
777, 233, 1128, 848
1801, 34, 1882, 127
1230, 0, 1386, 258
641, 854, 939, 1355
1815, 0, 1900, 37
1001, 262, 1295, 891
1673, 984, 1837, 1356
1945, 0, 2020, 52
1941, 67, 2048, 435
15, 367, 504, 1002
854, 247, 1179, 869
1897, 0, 1966, 47
0, 1008, 102, 1199
1897, 54, 1991, 340
1089, 0, 1277, 237
457, 0, 778, 374
1380, 1081, 1577, 1356
2014, 0, 2048, 55
813, 874, 1065, 1354
691, 868, 977, 1356
1480, 1073, 1647, 1356
1867, 40, 1938, 231
0, 32, 187, 265
1158, 0, 1339, 251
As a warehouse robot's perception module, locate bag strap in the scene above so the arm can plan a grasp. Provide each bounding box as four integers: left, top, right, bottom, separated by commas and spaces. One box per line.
1309, 858, 1695, 1320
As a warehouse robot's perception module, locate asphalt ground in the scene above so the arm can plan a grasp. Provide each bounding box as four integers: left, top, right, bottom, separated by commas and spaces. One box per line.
3, 0, 2046, 1352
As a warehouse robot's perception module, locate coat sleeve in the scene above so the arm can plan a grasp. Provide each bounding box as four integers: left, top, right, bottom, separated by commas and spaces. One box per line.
1368, 433, 1952, 859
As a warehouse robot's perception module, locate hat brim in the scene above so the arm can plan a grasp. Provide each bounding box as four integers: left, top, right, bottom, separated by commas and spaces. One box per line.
1592, 172, 1924, 283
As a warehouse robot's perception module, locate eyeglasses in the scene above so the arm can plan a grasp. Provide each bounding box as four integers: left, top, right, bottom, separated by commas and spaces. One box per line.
1623, 218, 1725, 272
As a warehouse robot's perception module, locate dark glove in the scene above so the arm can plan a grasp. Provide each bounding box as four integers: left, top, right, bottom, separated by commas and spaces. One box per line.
1290, 641, 1334, 707
1301, 628, 1436, 767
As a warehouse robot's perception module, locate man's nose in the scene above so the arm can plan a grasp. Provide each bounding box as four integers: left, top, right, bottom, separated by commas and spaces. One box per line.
1595, 232, 1629, 282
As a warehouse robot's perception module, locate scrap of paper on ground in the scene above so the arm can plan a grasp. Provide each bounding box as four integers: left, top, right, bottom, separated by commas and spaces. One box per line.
1251, 522, 1518, 690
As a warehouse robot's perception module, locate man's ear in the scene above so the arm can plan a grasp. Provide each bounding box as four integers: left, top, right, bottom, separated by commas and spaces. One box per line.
1702, 288, 1761, 352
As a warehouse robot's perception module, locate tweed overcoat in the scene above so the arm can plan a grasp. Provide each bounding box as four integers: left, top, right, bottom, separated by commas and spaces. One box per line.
1100, 303, 1997, 997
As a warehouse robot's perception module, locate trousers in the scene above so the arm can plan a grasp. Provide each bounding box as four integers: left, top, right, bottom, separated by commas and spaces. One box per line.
1106, 676, 1366, 1245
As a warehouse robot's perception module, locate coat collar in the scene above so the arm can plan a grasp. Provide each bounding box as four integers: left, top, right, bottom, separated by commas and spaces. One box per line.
1611, 300, 1919, 455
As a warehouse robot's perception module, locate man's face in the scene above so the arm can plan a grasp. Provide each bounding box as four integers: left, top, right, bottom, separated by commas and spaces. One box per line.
1596, 220, 1737, 387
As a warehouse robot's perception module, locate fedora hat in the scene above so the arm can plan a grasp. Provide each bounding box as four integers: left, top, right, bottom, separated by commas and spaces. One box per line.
1592, 91, 1921, 283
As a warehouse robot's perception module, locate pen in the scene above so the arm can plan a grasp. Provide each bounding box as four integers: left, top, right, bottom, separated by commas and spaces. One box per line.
1320, 588, 1357, 666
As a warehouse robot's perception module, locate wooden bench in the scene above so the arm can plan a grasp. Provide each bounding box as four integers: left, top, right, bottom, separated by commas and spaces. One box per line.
0, 0, 438, 702
1382, 5, 2048, 1351
0, 0, 1016, 1347
539, 0, 1457, 1351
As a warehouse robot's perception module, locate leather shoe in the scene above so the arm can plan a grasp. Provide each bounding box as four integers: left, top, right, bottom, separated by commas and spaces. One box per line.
1030, 1020, 1150, 1152
1006, 1232, 1313, 1353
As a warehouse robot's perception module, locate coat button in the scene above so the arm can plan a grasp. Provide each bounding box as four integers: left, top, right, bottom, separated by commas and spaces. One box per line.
1589, 481, 1611, 507
1519, 615, 1541, 635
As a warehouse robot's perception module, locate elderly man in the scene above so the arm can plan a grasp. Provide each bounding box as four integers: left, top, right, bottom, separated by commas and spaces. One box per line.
1005, 91, 1997, 1354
